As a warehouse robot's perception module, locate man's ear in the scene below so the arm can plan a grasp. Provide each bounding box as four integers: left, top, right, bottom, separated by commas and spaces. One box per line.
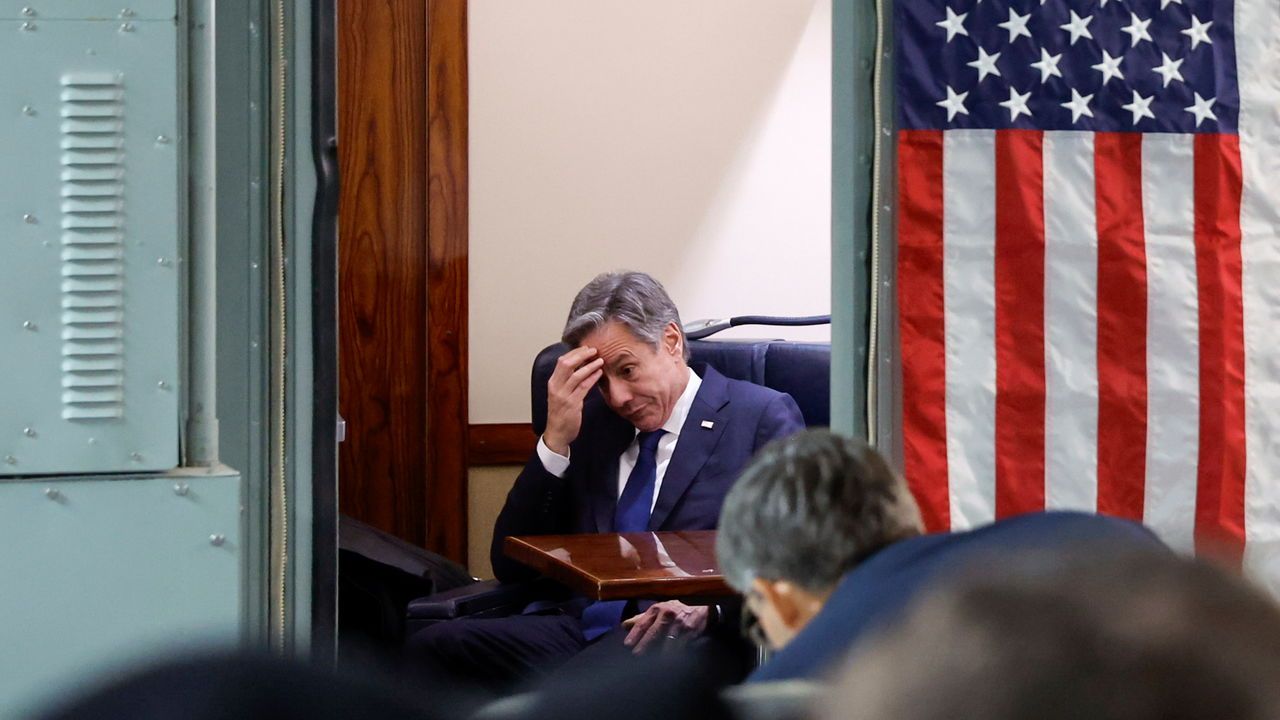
663, 322, 683, 359
754, 577, 805, 631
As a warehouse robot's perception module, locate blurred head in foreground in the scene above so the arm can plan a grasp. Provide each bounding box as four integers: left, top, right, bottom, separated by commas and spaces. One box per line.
716, 429, 923, 649
822, 550, 1280, 720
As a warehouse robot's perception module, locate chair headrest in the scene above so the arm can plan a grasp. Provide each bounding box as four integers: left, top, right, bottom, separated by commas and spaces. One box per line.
530, 339, 830, 435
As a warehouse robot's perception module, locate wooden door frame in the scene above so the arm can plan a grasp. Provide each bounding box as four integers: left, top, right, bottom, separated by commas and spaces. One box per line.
425, 0, 469, 562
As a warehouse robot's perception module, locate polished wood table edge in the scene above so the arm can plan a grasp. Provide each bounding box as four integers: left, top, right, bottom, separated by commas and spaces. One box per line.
504, 532, 733, 601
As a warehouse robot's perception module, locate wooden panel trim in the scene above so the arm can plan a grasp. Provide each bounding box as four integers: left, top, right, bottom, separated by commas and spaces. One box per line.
469, 423, 537, 466
425, 0, 470, 563
337, 0, 429, 546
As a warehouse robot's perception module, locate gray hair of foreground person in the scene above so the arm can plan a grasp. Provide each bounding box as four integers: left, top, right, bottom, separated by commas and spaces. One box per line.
561, 271, 691, 361
822, 549, 1280, 720
717, 429, 924, 594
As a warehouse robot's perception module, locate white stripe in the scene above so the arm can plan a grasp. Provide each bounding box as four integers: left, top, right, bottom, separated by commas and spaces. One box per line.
1042, 131, 1099, 513
1237, 0, 1280, 595
1140, 133, 1200, 555
942, 130, 997, 530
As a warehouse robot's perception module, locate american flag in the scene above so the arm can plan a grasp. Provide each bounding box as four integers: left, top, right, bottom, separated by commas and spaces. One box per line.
894, 0, 1280, 587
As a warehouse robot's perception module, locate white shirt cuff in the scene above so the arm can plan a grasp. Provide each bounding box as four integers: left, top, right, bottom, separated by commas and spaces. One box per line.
536, 435, 570, 478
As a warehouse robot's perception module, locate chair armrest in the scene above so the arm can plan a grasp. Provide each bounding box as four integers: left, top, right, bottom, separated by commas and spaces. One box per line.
406, 578, 566, 621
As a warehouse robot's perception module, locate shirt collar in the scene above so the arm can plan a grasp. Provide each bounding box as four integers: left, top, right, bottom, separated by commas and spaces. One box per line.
659, 366, 700, 438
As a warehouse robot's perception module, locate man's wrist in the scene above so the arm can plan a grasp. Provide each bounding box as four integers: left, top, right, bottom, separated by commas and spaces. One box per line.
536, 435, 571, 478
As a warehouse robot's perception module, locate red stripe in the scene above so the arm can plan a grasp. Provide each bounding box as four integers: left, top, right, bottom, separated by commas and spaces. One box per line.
1093, 132, 1148, 521
1194, 134, 1247, 566
994, 130, 1047, 517
898, 130, 950, 532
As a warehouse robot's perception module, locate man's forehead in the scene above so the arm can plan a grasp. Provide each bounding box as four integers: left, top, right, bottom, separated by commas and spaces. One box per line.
581, 321, 643, 356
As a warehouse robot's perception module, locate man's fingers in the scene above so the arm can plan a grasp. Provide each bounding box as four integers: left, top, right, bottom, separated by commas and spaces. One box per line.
550, 347, 598, 383
623, 610, 656, 647
564, 359, 604, 392
633, 613, 675, 655
567, 369, 603, 401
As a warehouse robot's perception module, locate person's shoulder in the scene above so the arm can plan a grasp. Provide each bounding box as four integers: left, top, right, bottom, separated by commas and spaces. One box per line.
698, 365, 789, 404
978, 511, 1164, 546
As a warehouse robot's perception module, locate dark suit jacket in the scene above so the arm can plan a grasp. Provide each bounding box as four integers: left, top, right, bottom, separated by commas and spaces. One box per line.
491, 365, 805, 583
750, 511, 1168, 683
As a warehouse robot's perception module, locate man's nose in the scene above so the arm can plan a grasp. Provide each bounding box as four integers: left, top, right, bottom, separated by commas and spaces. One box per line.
603, 381, 631, 408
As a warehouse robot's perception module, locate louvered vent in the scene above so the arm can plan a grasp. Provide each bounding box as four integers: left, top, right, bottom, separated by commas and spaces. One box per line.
60, 72, 126, 421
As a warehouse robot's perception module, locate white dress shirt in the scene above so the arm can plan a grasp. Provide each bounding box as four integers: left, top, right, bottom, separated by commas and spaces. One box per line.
537, 367, 702, 513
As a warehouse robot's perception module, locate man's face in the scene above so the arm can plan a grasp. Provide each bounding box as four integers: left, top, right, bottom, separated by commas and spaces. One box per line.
578, 320, 688, 431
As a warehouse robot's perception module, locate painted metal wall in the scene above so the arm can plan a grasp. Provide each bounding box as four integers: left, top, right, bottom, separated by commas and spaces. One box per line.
0, 472, 243, 718
0, 0, 330, 713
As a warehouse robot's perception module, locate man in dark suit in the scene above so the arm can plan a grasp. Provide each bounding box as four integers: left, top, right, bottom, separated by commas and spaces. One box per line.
715, 429, 1167, 683
407, 271, 804, 688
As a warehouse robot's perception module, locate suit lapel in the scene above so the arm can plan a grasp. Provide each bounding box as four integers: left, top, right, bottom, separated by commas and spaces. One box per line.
648, 367, 730, 531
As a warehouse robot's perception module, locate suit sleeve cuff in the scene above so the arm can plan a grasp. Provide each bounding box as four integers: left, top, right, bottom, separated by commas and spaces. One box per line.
536, 436, 570, 478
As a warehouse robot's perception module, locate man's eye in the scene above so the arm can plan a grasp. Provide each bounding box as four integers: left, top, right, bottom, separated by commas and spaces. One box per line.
621, 366, 634, 378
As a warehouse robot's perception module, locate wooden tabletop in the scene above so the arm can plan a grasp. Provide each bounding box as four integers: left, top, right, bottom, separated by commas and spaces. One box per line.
504, 530, 732, 601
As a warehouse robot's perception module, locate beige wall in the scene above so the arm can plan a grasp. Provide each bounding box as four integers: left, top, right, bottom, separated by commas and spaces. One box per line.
469, 0, 833, 425
468, 466, 520, 578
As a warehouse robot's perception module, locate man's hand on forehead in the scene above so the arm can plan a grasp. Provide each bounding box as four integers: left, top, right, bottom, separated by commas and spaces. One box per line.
543, 346, 605, 455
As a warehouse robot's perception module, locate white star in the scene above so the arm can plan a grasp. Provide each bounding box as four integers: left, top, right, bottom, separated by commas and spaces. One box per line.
1100, 0, 1114, 5
1121, 90, 1156, 125
1152, 52, 1185, 87
936, 85, 970, 122
1182, 15, 1213, 50
1185, 92, 1218, 127
1122, 12, 1153, 47
999, 86, 1033, 122
1091, 50, 1125, 85
967, 47, 1002, 83
1061, 88, 1095, 123
1060, 11, 1094, 46
998, 8, 1033, 43
1160, 0, 1184, 9
937, 7, 969, 43
1030, 48, 1063, 83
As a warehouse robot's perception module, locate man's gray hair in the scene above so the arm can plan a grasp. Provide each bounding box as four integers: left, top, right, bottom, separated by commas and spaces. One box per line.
561, 271, 690, 361
717, 429, 924, 594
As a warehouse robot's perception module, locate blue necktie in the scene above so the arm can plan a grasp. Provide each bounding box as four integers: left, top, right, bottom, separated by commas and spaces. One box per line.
580, 429, 666, 640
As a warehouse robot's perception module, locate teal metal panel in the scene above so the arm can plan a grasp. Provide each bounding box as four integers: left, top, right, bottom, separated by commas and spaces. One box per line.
830, 0, 877, 440
0, 3, 175, 20
0, 12, 181, 475
0, 472, 243, 719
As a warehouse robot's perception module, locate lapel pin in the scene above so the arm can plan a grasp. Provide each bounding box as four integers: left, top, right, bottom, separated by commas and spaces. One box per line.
701, 420, 715, 430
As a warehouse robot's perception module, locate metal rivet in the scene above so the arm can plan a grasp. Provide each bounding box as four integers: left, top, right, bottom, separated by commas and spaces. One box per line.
155, 135, 169, 144
21, 105, 35, 116
157, 257, 171, 267
3, 455, 16, 465
22, 428, 35, 438
157, 380, 169, 390
129, 452, 142, 461
250, 262, 259, 270
120, 8, 135, 17
209, 534, 226, 547
23, 213, 36, 224
119, 22, 134, 32
21, 321, 36, 331
20, 21, 35, 31
173, 483, 190, 496
45, 488, 61, 500
21, 7, 35, 16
